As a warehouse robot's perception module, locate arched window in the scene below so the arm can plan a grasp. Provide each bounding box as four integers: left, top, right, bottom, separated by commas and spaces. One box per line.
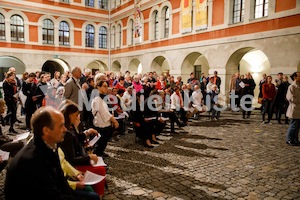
10, 15, 24, 42
233, 0, 245, 23
154, 11, 159, 40
99, 0, 108, 9
164, 7, 170, 38
255, 0, 268, 18
85, 24, 95, 47
0, 14, 5, 40
42, 19, 54, 44
117, 24, 121, 47
129, 19, 134, 45
111, 26, 115, 48
59, 21, 70, 45
99, 26, 107, 48
85, 0, 94, 7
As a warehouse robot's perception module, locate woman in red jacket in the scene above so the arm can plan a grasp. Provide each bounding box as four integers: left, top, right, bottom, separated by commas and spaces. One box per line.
262, 76, 276, 124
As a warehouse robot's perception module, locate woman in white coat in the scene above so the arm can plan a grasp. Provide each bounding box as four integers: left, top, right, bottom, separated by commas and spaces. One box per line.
92, 80, 119, 157
286, 72, 300, 146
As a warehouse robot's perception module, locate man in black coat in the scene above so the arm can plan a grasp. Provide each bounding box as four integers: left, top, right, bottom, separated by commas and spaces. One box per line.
5, 107, 84, 200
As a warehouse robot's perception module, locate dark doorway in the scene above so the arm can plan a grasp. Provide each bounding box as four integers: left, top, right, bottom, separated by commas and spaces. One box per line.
42, 60, 64, 78
0, 67, 9, 81
194, 65, 201, 80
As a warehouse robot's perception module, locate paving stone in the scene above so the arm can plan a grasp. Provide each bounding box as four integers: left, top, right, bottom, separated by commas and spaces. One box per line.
227, 187, 242, 194
264, 197, 278, 200
131, 190, 147, 196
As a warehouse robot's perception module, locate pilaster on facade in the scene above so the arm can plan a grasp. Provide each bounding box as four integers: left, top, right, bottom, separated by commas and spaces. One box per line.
207, 0, 213, 30
244, 0, 251, 23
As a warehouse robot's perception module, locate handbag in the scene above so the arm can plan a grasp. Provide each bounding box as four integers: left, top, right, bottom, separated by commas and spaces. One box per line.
258, 97, 263, 104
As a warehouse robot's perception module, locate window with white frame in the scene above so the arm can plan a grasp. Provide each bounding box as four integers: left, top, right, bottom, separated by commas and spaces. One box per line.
42, 19, 54, 44
111, 26, 115, 48
233, 0, 245, 23
164, 7, 170, 38
99, 0, 108, 9
86, 24, 95, 47
60, 0, 69, 3
154, 11, 159, 40
255, 0, 268, 18
0, 14, 5, 40
117, 24, 121, 47
129, 19, 134, 45
99, 26, 107, 48
10, 15, 24, 42
59, 21, 70, 45
85, 0, 94, 7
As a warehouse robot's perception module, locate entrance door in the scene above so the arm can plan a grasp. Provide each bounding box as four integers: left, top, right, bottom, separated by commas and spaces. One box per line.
194, 65, 201, 80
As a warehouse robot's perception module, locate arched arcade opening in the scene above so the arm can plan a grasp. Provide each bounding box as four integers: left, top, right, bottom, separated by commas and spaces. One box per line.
129, 59, 142, 75
0, 56, 26, 80
150, 56, 170, 76
226, 47, 271, 106
87, 60, 108, 74
42, 59, 70, 78
111, 60, 121, 74
181, 52, 209, 82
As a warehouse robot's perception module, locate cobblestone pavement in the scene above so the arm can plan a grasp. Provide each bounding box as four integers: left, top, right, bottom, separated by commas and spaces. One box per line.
99, 110, 300, 200
6, 110, 300, 200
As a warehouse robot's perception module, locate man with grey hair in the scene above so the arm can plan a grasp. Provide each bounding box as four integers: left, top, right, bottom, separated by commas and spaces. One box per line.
5, 107, 84, 200
64, 67, 82, 104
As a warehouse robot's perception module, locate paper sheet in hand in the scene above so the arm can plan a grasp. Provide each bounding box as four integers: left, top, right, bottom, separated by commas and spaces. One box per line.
90, 156, 107, 167
0, 150, 10, 161
144, 117, 156, 121
115, 112, 129, 120
159, 117, 169, 121
239, 81, 245, 88
88, 135, 101, 147
13, 132, 30, 142
83, 170, 105, 185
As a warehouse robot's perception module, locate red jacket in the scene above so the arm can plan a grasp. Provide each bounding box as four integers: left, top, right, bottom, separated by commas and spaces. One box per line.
156, 80, 166, 90
262, 83, 276, 100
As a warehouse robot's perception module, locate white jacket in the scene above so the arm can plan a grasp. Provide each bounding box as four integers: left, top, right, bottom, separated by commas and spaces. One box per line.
286, 81, 300, 119
170, 92, 183, 110
92, 96, 112, 128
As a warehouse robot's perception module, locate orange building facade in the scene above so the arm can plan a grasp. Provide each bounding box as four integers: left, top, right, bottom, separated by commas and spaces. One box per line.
0, 0, 300, 99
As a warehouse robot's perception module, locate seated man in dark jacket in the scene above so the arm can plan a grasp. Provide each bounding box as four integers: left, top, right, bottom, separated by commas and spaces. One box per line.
5, 106, 85, 200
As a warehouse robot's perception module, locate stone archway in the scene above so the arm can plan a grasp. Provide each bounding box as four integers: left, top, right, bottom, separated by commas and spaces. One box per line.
111, 60, 121, 74
129, 59, 142, 74
42, 59, 70, 78
225, 47, 271, 106
0, 56, 26, 80
87, 60, 108, 74
150, 56, 170, 76
181, 52, 209, 82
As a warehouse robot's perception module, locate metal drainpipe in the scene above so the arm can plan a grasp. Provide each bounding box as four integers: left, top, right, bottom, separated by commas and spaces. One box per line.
108, 1, 111, 72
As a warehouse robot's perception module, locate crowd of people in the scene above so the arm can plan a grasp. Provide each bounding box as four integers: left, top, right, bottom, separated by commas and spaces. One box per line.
0, 66, 299, 199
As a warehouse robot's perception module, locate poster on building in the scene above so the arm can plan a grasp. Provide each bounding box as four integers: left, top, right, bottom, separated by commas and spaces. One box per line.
181, 0, 192, 34
134, 0, 142, 43
195, 0, 208, 30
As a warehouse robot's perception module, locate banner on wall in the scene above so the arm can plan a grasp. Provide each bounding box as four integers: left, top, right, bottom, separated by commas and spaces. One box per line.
134, 0, 142, 43
181, 0, 192, 34
195, 0, 208, 30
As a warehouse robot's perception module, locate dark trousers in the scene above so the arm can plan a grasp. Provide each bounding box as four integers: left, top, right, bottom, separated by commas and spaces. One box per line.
262, 99, 272, 122
95, 126, 113, 156
242, 96, 252, 117
169, 111, 182, 132
5, 102, 17, 130
25, 104, 37, 130
277, 102, 289, 123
